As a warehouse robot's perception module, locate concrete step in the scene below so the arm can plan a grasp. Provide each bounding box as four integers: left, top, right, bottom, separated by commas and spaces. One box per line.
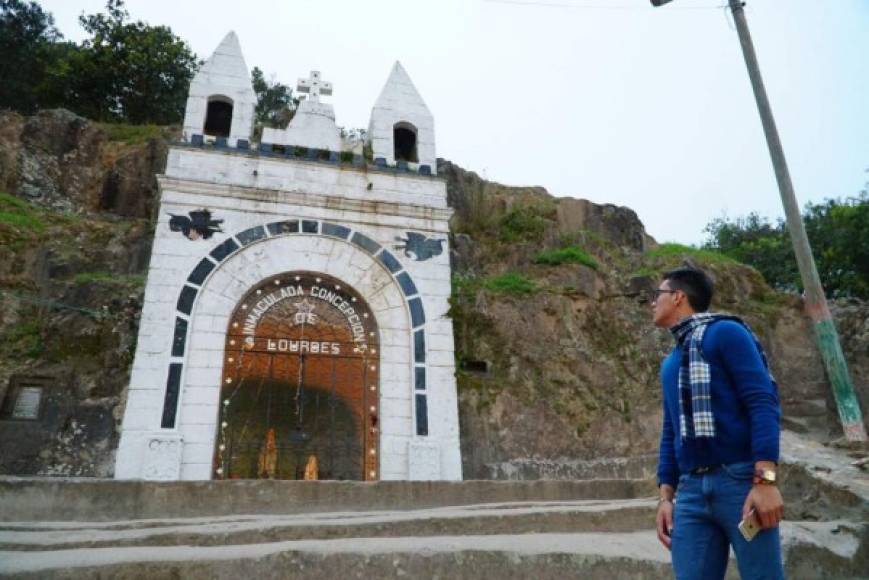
0, 499, 657, 551
1, 522, 865, 580
1, 432, 865, 578
0, 478, 656, 522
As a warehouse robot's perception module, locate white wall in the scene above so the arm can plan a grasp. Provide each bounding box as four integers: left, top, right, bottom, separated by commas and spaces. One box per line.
115, 149, 460, 481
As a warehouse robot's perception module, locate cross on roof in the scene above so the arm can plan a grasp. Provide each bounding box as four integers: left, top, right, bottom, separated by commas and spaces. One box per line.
297, 70, 333, 102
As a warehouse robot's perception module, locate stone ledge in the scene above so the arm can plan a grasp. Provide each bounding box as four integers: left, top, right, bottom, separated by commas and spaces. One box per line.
0, 479, 656, 521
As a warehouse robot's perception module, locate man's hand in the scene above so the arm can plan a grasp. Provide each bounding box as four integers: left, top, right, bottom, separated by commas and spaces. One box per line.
742, 484, 784, 529
655, 484, 675, 550
656, 500, 674, 549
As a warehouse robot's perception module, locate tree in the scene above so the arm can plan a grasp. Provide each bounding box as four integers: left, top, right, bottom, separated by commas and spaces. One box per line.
803, 191, 869, 299
704, 183, 869, 299
0, 0, 62, 113
251, 67, 297, 129
703, 213, 799, 291
66, 0, 197, 124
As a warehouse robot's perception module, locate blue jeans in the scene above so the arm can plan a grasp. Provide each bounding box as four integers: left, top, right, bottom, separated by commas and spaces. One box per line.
671, 461, 785, 580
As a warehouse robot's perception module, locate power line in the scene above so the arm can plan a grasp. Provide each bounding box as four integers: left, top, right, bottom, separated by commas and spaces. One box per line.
483, 0, 725, 10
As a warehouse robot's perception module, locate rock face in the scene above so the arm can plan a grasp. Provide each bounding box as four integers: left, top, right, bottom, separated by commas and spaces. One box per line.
0, 110, 162, 476
0, 112, 865, 479
0, 109, 171, 218
438, 160, 865, 479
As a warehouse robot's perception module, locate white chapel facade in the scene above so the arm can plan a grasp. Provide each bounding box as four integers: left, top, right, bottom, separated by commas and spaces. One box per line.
114, 32, 462, 481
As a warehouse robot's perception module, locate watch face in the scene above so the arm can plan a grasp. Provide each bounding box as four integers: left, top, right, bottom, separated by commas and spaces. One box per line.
756, 469, 776, 483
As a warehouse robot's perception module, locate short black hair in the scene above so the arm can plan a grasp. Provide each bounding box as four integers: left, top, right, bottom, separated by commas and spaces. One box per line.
662, 267, 714, 312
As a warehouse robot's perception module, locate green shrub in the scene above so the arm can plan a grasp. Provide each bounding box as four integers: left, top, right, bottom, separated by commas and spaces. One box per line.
0, 193, 46, 233
98, 123, 163, 144
7, 320, 43, 358
534, 246, 598, 269
482, 272, 537, 295
73, 272, 145, 286
646, 243, 735, 265
497, 205, 551, 243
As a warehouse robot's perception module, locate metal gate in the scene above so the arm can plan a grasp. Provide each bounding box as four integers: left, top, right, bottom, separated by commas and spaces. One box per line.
213, 272, 379, 481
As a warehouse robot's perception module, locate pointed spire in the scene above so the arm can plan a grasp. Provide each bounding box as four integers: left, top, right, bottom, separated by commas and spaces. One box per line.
373, 61, 430, 115
182, 31, 256, 146
193, 31, 253, 92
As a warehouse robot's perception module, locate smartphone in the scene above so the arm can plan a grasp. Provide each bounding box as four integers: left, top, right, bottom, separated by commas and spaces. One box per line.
738, 509, 760, 542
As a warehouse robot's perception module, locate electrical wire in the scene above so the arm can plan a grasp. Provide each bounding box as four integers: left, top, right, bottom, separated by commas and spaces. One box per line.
483, 0, 726, 10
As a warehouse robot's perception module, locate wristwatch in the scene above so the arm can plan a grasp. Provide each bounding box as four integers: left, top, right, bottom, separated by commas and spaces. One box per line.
753, 468, 777, 485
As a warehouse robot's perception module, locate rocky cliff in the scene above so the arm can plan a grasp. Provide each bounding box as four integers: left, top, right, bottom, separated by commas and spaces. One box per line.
440, 160, 866, 477
0, 110, 865, 478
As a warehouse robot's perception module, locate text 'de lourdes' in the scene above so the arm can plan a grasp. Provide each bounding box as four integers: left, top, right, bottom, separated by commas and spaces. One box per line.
265, 339, 341, 355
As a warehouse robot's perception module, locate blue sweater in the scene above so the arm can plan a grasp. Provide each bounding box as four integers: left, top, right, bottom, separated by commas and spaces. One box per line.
657, 319, 781, 488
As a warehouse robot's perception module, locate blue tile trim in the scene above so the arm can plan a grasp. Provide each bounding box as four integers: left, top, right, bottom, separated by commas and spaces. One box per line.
187, 258, 215, 286
210, 238, 239, 262
164, 221, 435, 437
169, 141, 443, 179
237, 226, 266, 246
215, 137, 228, 148
408, 297, 425, 328
177, 285, 197, 315
161, 363, 183, 428
267, 220, 299, 235
322, 222, 351, 239
268, 220, 299, 236
171, 317, 188, 357
378, 250, 402, 274
415, 394, 429, 436
351, 232, 381, 254
414, 329, 425, 363
396, 272, 418, 296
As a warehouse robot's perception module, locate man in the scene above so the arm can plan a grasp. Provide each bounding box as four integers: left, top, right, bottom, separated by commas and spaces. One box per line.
652, 267, 785, 579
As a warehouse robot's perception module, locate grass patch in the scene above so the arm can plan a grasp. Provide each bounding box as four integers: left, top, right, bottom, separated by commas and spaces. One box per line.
646, 243, 736, 264
451, 274, 478, 298
629, 266, 658, 278
73, 272, 145, 286
98, 122, 164, 145
534, 246, 598, 269
5, 320, 43, 358
0, 192, 46, 233
497, 204, 552, 243
482, 272, 537, 295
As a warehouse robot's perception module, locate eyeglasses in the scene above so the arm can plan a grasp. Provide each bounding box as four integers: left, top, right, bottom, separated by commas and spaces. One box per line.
650, 289, 679, 302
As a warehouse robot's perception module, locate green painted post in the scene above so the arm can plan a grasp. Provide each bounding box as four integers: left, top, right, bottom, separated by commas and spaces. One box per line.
727, 0, 866, 441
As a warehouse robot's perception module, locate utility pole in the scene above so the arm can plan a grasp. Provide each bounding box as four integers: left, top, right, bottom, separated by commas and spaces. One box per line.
653, 0, 866, 441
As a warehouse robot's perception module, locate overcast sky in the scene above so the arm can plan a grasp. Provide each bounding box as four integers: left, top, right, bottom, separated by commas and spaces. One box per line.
39, 0, 869, 245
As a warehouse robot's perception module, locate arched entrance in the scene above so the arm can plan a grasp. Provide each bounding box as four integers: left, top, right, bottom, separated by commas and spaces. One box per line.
213, 272, 380, 481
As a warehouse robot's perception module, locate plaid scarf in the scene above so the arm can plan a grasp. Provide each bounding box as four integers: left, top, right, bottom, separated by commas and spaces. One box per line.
669, 313, 776, 440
